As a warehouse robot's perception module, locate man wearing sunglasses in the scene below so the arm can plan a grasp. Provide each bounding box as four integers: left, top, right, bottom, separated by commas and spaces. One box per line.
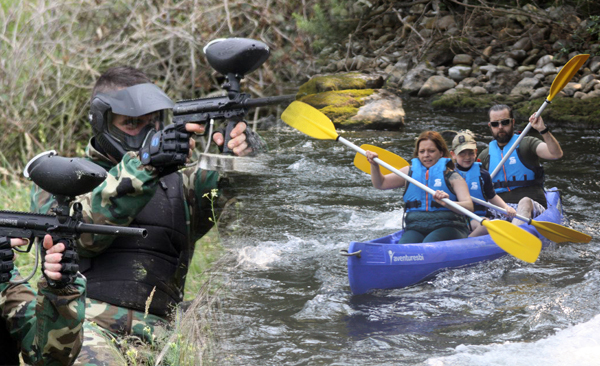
477, 104, 563, 224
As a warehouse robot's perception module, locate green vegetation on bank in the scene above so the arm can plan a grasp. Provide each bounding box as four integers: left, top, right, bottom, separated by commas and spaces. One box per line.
432, 91, 600, 128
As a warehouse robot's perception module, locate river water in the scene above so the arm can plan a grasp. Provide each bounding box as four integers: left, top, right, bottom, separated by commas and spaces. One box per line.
215, 98, 600, 366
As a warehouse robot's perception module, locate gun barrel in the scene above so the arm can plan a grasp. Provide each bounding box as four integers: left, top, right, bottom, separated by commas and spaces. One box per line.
243, 94, 296, 109
77, 223, 148, 238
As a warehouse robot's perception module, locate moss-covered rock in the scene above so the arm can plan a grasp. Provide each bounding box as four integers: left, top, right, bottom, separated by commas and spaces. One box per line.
297, 73, 383, 97
299, 89, 375, 124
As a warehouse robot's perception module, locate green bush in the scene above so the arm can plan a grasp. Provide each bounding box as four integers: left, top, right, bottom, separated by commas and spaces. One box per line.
293, 0, 358, 52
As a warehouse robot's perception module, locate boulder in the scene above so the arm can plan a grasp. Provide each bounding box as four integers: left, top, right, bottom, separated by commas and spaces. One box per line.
579, 74, 596, 87
505, 57, 518, 69
485, 68, 522, 94
386, 54, 414, 87
448, 65, 472, 81
536, 55, 554, 68
517, 65, 536, 73
453, 54, 473, 66
512, 37, 532, 51
460, 77, 479, 87
479, 64, 498, 74
298, 72, 385, 97
583, 79, 600, 93
508, 49, 527, 62
471, 86, 487, 95
541, 63, 558, 76
590, 60, 600, 74
510, 77, 541, 96
401, 62, 435, 95
529, 87, 549, 100
581, 89, 600, 100
418, 75, 457, 97
349, 89, 405, 129
573, 91, 586, 99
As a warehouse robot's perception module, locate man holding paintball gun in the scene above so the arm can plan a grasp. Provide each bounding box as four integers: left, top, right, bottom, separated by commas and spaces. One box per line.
31, 64, 263, 364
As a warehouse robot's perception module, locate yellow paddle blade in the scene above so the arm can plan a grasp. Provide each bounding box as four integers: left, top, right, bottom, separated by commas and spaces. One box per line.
482, 220, 542, 263
354, 144, 409, 175
531, 220, 592, 244
281, 101, 339, 140
548, 54, 590, 101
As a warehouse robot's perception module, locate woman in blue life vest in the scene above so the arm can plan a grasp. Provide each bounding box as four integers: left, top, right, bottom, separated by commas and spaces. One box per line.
366, 131, 473, 244
449, 130, 517, 237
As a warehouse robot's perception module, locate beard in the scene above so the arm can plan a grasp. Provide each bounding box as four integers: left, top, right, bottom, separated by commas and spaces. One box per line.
492, 124, 514, 144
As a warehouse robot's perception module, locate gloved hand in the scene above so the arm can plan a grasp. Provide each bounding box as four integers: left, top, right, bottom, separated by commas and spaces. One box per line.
139, 121, 190, 175
42, 238, 79, 289
0, 237, 14, 283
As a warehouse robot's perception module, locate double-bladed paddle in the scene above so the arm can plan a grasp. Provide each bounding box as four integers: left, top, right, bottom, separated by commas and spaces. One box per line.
281, 101, 542, 263
490, 54, 589, 178
354, 144, 592, 244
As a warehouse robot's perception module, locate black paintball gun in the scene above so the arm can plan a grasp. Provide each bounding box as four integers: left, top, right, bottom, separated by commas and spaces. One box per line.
0, 151, 147, 287
173, 38, 296, 167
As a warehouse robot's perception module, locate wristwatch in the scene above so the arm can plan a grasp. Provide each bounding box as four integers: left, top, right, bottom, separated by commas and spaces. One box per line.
539, 126, 550, 135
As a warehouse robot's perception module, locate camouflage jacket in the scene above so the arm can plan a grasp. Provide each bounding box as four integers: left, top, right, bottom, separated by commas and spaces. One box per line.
31, 140, 221, 258
0, 269, 86, 366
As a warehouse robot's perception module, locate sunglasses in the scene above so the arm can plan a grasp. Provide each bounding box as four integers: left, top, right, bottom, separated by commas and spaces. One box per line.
489, 118, 512, 128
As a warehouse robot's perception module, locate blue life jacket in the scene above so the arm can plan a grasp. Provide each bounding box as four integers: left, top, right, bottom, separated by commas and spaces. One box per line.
489, 134, 544, 193
455, 162, 487, 216
403, 157, 456, 212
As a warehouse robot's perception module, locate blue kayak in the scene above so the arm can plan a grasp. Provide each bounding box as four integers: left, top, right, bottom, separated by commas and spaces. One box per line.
346, 188, 564, 295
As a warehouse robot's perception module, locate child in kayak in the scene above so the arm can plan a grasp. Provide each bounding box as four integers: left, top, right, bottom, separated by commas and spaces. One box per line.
450, 130, 516, 237
366, 130, 473, 243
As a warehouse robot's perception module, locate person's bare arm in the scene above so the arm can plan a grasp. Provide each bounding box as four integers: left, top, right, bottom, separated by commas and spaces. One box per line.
530, 114, 563, 160
366, 150, 407, 190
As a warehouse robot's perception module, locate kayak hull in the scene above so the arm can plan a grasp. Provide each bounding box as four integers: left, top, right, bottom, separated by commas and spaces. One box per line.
347, 188, 564, 295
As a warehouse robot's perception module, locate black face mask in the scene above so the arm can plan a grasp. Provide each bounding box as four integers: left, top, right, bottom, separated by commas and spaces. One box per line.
106, 112, 162, 151
89, 83, 174, 160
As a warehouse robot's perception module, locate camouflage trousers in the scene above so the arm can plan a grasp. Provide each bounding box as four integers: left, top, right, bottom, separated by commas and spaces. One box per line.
0, 269, 86, 366
74, 298, 170, 366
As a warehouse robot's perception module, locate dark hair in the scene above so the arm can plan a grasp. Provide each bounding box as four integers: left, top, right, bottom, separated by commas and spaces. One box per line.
91, 66, 152, 101
413, 130, 454, 169
488, 104, 514, 120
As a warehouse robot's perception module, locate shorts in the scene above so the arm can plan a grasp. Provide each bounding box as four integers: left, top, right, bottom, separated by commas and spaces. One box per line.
486, 199, 546, 221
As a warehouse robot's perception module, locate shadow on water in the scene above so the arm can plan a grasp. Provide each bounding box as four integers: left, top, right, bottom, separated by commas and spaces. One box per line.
216, 98, 600, 365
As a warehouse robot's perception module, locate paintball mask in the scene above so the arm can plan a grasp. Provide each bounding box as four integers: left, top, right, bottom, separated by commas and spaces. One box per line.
89, 83, 175, 160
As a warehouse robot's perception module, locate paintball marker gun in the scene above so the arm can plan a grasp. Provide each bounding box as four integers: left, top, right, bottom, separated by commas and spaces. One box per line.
173, 37, 296, 170
0, 151, 147, 288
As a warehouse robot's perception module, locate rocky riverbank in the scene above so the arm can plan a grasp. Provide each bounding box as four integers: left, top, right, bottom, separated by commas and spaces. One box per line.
297, 3, 600, 129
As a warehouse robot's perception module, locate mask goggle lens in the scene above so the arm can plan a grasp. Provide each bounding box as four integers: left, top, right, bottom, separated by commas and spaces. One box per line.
489, 118, 512, 128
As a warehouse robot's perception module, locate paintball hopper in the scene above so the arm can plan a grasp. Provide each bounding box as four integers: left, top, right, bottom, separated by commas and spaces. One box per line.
204, 38, 270, 77
24, 151, 107, 197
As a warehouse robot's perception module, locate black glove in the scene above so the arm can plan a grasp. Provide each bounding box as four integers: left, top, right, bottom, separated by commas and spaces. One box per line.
0, 237, 14, 283
140, 121, 190, 175
42, 238, 79, 289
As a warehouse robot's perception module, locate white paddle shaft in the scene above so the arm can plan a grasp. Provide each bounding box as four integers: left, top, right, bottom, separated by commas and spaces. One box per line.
470, 196, 532, 224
